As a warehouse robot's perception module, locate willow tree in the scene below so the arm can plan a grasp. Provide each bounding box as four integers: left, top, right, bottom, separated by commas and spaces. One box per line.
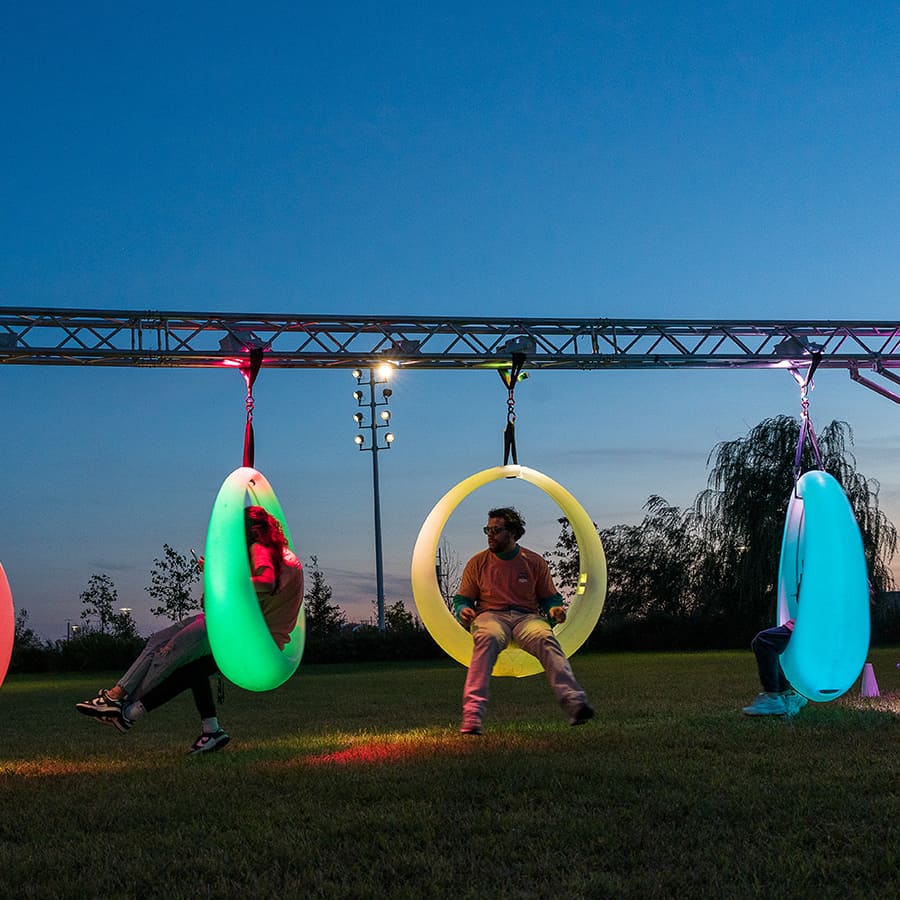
694, 415, 896, 637
550, 414, 896, 646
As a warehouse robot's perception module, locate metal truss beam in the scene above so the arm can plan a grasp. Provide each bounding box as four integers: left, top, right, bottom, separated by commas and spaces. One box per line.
1, 310, 900, 385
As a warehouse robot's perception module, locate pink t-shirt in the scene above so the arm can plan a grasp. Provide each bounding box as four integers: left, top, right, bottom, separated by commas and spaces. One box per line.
250, 544, 304, 649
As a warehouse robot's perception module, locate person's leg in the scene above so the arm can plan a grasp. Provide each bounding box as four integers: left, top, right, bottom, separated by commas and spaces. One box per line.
129, 614, 211, 702
743, 625, 793, 716
75, 619, 194, 727
512, 614, 592, 724
751, 625, 792, 693
461, 612, 511, 733
112, 619, 189, 698
139, 655, 230, 753
140, 655, 219, 715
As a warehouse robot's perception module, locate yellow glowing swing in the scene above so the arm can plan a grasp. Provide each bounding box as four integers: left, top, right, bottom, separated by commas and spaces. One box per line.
411, 355, 607, 676
411, 465, 607, 676
0, 563, 14, 689
204, 349, 305, 692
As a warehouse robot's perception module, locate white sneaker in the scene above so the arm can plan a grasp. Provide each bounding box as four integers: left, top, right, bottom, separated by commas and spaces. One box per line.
742, 692, 787, 716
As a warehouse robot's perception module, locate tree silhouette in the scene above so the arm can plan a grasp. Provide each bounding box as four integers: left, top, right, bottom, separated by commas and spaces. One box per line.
304, 556, 345, 640
146, 544, 200, 622
550, 415, 896, 645
384, 599, 417, 633
436, 540, 462, 611
79, 574, 119, 633
695, 416, 896, 635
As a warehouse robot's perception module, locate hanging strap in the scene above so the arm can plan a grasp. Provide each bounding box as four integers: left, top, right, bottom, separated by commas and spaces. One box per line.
240, 348, 264, 468
498, 351, 527, 465
791, 351, 824, 482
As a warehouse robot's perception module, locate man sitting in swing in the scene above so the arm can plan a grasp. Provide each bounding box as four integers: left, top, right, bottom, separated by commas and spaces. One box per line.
75, 506, 303, 753
453, 506, 594, 735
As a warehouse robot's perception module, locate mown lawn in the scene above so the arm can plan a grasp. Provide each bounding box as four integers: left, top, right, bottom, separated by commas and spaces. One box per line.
1, 648, 898, 899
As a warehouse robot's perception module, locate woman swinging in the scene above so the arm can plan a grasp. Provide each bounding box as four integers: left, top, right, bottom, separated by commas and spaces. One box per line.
75, 506, 304, 753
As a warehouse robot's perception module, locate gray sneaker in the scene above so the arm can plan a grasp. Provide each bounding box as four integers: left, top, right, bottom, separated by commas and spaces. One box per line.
188, 729, 230, 754
782, 689, 809, 718
742, 692, 788, 716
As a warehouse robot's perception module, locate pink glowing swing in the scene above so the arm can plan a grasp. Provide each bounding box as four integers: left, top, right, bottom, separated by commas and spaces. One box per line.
0, 563, 14, 688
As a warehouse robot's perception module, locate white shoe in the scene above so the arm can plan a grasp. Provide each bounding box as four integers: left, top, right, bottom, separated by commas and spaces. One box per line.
742, 692, 787, 716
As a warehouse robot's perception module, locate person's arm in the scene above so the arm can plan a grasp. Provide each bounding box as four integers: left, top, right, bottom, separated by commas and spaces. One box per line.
453, 595, 477, 626
249, 543, 277, 594
533, 554, 565, 622
454, 556, 481, 625
540, 593, 566, 623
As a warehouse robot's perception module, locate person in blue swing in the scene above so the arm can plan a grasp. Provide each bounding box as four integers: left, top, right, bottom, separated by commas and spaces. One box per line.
741, 618, 808, 717
75, 505, 304, 753
453, 506, 594, 735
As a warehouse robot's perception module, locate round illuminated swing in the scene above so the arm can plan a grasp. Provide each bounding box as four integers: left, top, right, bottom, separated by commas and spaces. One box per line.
411, 465, 607, 677
776, 470, 869, 702
204, 466, 305, 692
0, 563, 13, 689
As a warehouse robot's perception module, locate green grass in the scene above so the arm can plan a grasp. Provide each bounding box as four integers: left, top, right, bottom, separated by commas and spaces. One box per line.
1, 648, 899, 899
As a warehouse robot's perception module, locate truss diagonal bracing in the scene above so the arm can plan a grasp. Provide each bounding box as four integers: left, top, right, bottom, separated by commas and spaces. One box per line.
2, 309, 900, 386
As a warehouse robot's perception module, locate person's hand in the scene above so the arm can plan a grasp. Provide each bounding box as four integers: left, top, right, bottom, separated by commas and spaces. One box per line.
197, 555, 205, 573
459, 606, 476, 627
548, 605, 567, 624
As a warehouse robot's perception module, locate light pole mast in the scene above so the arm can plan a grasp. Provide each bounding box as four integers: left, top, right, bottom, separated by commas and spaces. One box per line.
352, 365, 395, 632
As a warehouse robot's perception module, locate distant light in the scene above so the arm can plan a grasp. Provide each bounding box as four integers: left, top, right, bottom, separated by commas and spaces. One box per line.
352, 368, 362, 379
385, 432, 395, 443
354, 435, 364, 445
353, 412, 363, 424
353, 390, 363, 401
380, 410, 391, 421
376, 363, 393, 380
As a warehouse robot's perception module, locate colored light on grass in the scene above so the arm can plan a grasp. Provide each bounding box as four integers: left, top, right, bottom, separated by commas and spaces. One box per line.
204, 467, 305, 692
411, 465, 607, 677
777, 470, 870, 702
0, 563, 13, 688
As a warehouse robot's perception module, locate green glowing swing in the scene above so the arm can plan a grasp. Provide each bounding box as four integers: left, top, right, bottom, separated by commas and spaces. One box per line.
204, 349, 305, 692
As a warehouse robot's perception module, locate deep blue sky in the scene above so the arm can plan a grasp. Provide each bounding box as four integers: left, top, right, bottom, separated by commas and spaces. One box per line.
2, 2, 899, 639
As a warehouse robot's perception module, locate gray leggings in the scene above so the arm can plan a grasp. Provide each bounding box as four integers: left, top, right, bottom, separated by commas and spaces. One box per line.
116, 614, 211, 702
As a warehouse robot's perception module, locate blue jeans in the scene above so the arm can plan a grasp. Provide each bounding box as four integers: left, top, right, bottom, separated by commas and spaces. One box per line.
751, 624, 792, 693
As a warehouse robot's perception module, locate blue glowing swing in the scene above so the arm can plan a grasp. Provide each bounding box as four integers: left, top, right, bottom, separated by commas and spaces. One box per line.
775, 357, 869, 702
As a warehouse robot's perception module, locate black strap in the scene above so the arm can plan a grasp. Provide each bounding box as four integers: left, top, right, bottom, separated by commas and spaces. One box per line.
791, 351, 824, 482
241, 347, 264, 468
499, 351, 527, 465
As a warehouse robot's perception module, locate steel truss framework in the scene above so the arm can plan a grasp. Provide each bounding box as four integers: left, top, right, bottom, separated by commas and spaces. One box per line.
2, 307, 900, 401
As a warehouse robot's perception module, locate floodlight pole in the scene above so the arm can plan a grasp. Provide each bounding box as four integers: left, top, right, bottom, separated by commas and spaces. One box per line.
352, 367, 395, 632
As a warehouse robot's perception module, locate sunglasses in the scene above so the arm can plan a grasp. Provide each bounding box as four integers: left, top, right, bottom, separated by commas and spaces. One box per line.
483, 526, 508, 536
